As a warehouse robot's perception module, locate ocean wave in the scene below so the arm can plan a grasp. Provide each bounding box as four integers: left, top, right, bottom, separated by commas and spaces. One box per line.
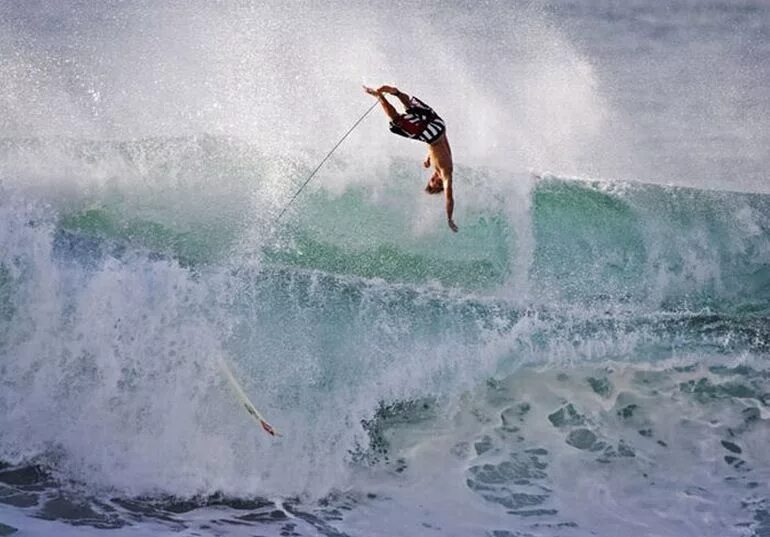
0, 136, 769, 536
12, 136, 766, 311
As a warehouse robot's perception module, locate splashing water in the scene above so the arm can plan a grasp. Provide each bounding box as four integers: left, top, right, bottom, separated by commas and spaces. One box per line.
0, 1, 769, 536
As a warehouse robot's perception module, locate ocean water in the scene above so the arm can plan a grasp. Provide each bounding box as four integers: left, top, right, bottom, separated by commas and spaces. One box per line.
1, 1, 769, 536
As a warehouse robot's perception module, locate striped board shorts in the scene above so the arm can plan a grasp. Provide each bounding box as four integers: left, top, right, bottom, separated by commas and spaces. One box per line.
389, 96, 446, 145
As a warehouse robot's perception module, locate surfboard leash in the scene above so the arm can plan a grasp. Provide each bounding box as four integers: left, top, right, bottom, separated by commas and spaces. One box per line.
275, 100, 379, 222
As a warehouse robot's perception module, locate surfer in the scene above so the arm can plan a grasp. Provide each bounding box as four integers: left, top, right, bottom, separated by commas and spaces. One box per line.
364, 85, 458, 232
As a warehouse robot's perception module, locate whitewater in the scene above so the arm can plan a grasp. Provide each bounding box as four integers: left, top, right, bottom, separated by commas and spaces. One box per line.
1, 1, 769, 536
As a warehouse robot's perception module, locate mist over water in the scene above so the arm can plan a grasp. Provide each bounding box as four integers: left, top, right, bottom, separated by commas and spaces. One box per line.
0, 1, 769, 536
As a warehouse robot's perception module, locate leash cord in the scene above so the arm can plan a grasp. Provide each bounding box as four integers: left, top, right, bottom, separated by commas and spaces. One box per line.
275, 101, 379, 221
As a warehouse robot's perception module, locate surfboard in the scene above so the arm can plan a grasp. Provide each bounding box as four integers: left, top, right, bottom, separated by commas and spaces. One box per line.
218, 357, 279, 437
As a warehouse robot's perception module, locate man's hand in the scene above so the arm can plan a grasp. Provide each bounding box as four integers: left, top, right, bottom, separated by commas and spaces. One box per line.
363, 85, 380, 97
448, 219, 459, 233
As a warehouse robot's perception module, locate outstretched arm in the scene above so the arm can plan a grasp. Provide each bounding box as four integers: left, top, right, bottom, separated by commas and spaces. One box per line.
444, 175, 458, 232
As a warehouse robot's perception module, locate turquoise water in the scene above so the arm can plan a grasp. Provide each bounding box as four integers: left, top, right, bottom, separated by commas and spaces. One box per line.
0, 136, 768, 537
51, 142, 770, 312
1, 0, 769, 535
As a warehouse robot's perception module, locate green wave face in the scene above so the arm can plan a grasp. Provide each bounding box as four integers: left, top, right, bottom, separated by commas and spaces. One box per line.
532, 177, 770, 309
43, 137, 770, 311
532, 179, 648, 300
58, 175, 770, 312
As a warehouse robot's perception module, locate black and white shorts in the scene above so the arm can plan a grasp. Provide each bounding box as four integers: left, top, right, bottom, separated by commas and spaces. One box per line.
389, 96, 446, 145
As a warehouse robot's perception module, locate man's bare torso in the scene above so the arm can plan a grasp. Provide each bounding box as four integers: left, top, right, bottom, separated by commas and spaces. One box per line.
428, 135, 453, 179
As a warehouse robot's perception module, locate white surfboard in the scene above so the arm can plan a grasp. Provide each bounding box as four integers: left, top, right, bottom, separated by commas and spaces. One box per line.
219, 357, 279, 437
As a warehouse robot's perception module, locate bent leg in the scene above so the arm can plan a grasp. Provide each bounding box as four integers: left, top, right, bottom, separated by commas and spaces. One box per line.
376, 94, 401, 121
